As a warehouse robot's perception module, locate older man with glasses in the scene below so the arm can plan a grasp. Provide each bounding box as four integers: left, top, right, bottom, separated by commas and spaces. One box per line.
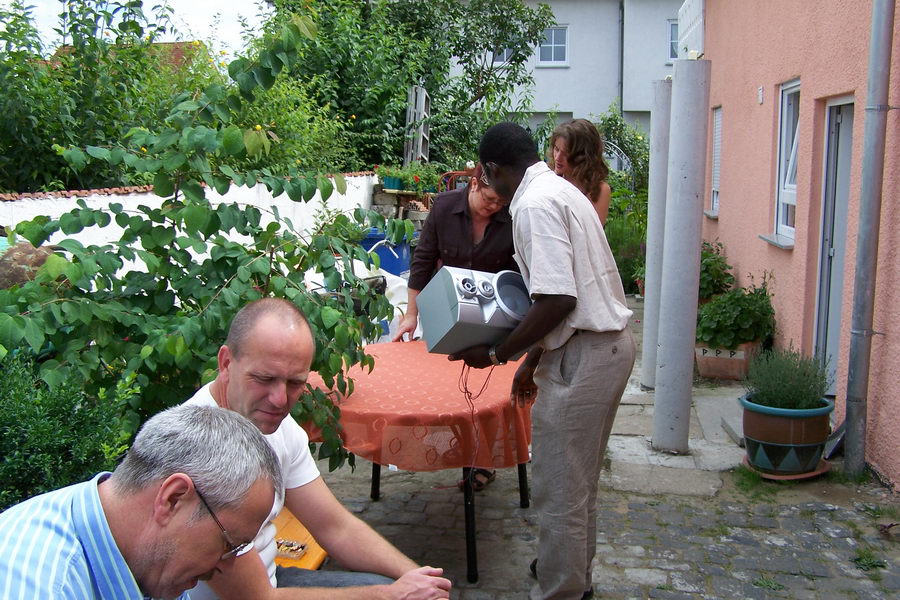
0, 404, 281, 600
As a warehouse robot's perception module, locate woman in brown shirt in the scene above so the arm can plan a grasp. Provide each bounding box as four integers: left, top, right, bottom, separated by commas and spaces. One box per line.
393, 163, 518, 342
392, 163, 517, 491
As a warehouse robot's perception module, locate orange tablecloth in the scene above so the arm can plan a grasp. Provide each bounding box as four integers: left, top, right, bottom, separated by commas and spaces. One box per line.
312, 341, 532, 472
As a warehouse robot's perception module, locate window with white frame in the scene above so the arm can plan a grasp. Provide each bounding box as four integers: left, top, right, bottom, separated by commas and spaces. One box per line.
492, 47, 514, 63
711, 107, 722, 214
539, 26, 567, 65
776, 81, 800, 238
668, 19, 679, 61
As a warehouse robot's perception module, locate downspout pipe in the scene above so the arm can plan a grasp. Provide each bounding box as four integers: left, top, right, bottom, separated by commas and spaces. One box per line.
844, 0, 895, 477
618, 0, 624, 115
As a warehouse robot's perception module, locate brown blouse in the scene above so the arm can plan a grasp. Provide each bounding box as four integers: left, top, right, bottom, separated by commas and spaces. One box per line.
407, 185, 519, 291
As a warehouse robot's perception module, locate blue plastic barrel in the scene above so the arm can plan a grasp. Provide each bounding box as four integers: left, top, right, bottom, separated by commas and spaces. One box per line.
360, 228, 414, 275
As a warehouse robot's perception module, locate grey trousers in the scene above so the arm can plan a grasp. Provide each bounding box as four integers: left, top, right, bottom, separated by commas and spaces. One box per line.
529, 328, 636, 600
276, 565, 394, 588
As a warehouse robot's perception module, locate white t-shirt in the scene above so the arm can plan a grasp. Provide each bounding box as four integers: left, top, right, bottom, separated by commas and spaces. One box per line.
509, 162, 632, 350
185, 383, 321, 598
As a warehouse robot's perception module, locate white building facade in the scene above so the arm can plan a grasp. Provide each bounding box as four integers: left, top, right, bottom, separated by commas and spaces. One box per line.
517, 0, 683, 133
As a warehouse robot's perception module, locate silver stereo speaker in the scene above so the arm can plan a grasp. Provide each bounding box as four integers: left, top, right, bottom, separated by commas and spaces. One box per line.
417, 266, 532, 356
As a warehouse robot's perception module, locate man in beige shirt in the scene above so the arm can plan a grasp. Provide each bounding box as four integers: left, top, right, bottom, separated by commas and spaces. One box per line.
451, 122, 635, 600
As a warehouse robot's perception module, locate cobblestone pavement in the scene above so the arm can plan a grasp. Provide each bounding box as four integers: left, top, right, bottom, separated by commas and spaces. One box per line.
321, 462, 899, 600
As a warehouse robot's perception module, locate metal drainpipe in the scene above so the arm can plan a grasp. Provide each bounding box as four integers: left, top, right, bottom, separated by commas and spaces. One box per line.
618, 0, 625, 116
844, 0, 895, 477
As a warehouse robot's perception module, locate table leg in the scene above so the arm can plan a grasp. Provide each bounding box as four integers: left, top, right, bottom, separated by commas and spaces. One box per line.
461, 467, 479, 583
370, 463, 381, 501
517, 462, 530, 508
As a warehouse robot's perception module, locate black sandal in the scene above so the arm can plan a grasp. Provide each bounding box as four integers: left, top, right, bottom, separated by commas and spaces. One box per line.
457, 468, 496, 492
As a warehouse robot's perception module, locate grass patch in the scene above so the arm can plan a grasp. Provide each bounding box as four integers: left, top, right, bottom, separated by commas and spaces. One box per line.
752, 575, 785, 591
655, 583, 675, 591
700, 524, 731, 537
733, 465, 779, 502
826, 467, 871, 485
841, 519, 863, 538
851, 547, 887, 572
857, 503, 900, 520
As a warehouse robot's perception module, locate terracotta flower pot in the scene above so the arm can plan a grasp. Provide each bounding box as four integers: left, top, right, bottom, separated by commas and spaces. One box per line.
695, 341, 760, 380
739, 394, 834, 475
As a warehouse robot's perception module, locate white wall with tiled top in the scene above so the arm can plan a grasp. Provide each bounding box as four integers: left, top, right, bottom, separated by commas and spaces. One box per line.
0, 175, 377, 250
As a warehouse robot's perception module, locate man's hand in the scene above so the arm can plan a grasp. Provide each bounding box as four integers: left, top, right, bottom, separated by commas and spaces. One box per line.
447, 344, 492, 369
386, 566, 451, 599
509, 347, 542, 406
510, 361, 537, 407
392, 313, 418, 342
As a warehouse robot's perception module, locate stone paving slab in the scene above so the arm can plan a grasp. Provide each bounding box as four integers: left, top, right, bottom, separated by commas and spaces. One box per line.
693, 395, 743, 445
599, 461, 724, 497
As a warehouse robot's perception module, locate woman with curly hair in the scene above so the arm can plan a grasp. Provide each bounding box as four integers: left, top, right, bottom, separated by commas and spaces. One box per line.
548, 119, 612, 225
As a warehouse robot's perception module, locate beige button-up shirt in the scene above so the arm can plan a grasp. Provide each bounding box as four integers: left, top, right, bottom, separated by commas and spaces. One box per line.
509, 162, 632, 351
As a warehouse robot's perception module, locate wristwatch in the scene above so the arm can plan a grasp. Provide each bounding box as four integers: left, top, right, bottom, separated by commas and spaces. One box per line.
488, 345, 507, 366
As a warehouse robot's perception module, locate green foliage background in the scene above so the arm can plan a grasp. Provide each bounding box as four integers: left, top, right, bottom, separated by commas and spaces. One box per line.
0, 0, 555, 191
597, 102, 650, 190
699, 240, 736, 300
0, 355, 132, 510
0, 1, 223, 192
269, 0, 554, 168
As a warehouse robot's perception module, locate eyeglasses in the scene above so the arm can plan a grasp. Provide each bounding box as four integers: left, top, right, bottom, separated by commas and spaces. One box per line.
480, 194, 505, 208
196, 488, 253, 560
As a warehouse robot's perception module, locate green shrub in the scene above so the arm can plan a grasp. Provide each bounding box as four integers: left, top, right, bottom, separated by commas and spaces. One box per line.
0, 355, 132, 510
699, 241, 735, 300
606, 184, 648, 294
230, 76, 360, 174
745, 347, 830, 410
696, 280, 775, 350
269, 0, 552, 168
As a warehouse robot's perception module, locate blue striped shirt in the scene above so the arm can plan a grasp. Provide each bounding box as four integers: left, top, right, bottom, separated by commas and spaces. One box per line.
0, 473, 188, 599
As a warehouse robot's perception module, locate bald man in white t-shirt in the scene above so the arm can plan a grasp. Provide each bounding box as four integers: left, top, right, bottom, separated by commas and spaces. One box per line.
185, 298, 451, 600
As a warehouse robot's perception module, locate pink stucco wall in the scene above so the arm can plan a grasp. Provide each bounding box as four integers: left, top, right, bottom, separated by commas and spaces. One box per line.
702, 0, 900, 490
